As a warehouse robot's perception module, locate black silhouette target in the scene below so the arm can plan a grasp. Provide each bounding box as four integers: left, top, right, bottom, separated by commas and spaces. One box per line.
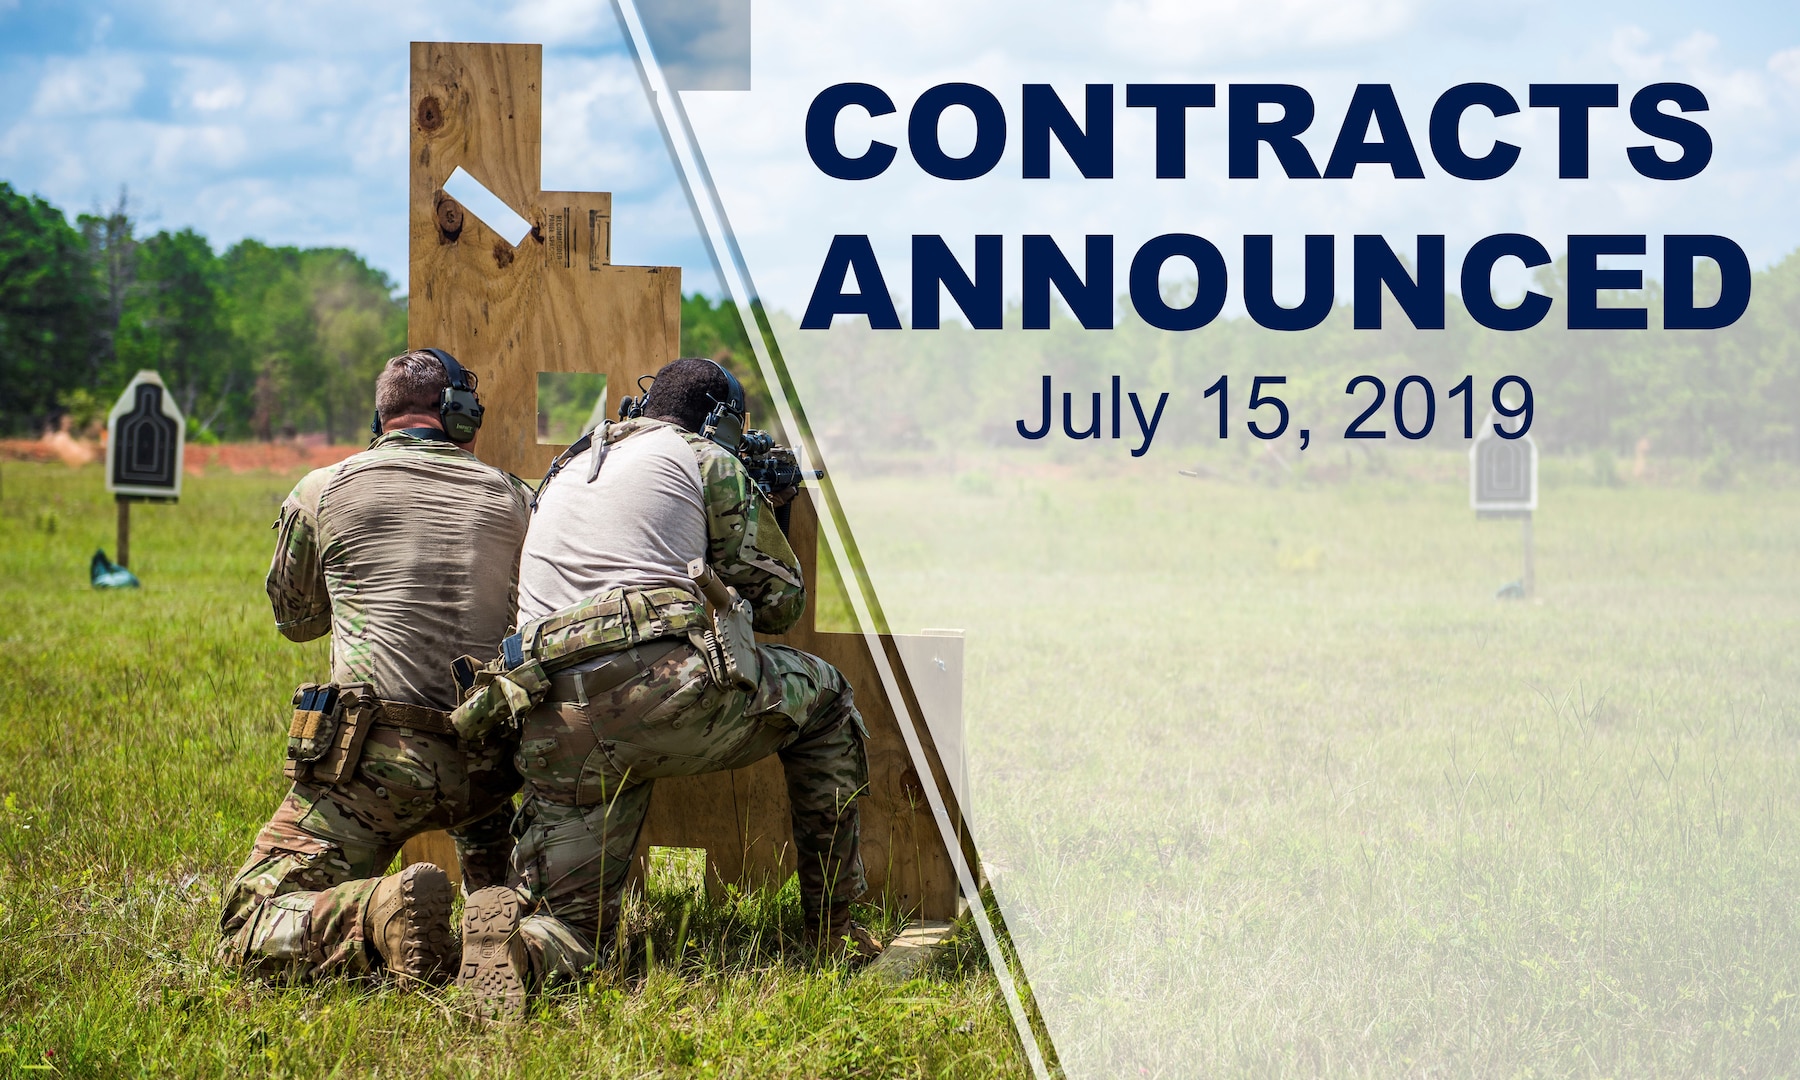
1470, 415, 1536, 516
112, 382, 180, 492
1475, 439, 1532, 505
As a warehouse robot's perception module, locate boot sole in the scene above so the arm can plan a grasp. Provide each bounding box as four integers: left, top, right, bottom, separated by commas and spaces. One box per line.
458, 886, 529, 1024
389, 863, 456, 985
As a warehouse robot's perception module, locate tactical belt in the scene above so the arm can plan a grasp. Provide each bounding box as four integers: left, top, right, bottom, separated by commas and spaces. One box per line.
505, 584, 707, 672
375, 700, 456, 735
450, 585, 711, 744
543, 639, 686, 705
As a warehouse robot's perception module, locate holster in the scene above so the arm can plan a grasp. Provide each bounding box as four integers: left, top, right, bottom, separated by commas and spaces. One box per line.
448, 654, 550, 743
284, 682, 375, 784
688, 559, 761, 693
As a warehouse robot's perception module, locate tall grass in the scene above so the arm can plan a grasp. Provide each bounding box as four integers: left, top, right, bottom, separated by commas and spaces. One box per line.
838, 459, 1800, 1077
0, 462, 1024, 1079
10, 450, 1799, 1077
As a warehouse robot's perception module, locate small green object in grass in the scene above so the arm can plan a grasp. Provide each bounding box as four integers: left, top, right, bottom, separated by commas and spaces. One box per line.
90, 549, 139, 589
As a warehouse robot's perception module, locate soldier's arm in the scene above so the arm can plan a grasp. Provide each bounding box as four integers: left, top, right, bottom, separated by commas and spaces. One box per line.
266, 474, 332, 642
695, 440, 806, 634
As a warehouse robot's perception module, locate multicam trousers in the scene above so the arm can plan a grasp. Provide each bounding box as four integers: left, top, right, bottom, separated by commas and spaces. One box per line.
217, 726, 520, 979
510, 639, 868, 981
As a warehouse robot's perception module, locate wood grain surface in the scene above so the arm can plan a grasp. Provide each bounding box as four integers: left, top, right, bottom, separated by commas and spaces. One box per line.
405, 41, 679, 481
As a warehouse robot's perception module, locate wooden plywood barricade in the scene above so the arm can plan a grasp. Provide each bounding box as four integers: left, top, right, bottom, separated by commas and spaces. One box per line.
406, 40, 679, 481
399, 42, 964, 921
629, 496, 967, 921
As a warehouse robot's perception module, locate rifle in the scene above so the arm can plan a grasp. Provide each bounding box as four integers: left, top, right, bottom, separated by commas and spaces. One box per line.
737, 429, 822, 533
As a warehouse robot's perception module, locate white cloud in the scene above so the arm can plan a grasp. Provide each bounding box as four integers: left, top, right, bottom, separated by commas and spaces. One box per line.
1104, 0, 1420, 64
670, 1, 1800, 312
147, 122, 249, 172
0, 1, 695, 285
1770, 47, 1800, 88
119, 0, 454, 50
344, 87, 409, 175
31, 56, 145, 115
1605, 27, 1767, 112
509, 0, 611, 43
541, 53, 671, 195
1607, 25, 1664, 80
6, 0, 1799, 296
190, 82, 244, 111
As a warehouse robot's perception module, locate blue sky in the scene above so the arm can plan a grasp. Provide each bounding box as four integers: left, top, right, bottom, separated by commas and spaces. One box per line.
0, 0, 708, 291
659, 0, 1800, 312
2, 0, 1798, 303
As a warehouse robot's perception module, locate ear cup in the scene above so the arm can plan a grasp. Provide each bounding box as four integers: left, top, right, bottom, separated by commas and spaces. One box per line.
441, 390, 483, 442
702, 404, 745, 452
708, 360, 747, 416
422, 348, 483, 442
700, 359, 748, 452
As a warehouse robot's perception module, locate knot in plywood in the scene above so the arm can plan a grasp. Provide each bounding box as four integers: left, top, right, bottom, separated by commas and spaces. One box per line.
434, 193, 464, 243
417, 94, 444, 132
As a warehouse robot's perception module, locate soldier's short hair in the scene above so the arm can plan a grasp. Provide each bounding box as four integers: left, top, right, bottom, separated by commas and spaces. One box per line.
375, 351, 449, 425
642, 357, 732, 433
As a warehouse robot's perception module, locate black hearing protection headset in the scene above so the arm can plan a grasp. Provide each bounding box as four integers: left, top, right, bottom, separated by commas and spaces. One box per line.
370, 348, 485, 443
539, 360, 749, 512
617, 375, 654, 422
618, 359, 748, 454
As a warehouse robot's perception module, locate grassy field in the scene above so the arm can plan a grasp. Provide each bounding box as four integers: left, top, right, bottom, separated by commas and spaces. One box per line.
7, 451, 1800, 1078
834, 453, 1800, 1077
0, 460, 1028, 1079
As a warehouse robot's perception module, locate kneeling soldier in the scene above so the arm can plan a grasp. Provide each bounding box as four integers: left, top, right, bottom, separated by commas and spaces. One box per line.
454, 358, 877, 1021
217, 349, 531, 983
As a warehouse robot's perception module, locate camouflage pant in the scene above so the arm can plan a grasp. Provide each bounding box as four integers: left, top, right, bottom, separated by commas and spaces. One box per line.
510, 640, 867, 981
218, 726, 520, 980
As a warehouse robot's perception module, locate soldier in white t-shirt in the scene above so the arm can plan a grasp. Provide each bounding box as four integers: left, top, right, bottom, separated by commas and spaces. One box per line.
456, 359, 877, 1022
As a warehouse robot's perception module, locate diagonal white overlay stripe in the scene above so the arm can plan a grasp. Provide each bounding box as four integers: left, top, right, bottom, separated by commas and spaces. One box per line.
605, 2, 1053, 1075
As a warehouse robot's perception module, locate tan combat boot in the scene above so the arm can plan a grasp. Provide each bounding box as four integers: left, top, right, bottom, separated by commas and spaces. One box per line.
458, 886, 532, 1024
806, 904, 884, 965
365, 862, 456, 985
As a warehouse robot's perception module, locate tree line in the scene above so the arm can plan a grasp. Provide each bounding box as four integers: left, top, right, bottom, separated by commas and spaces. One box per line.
0, 181, 774, 444
6, 176, 1796, 465
2, 183, 409, 442
773, 252, 1800, 468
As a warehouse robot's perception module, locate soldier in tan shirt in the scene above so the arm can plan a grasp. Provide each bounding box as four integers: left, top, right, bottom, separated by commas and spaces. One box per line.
217, 350, 531, 983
